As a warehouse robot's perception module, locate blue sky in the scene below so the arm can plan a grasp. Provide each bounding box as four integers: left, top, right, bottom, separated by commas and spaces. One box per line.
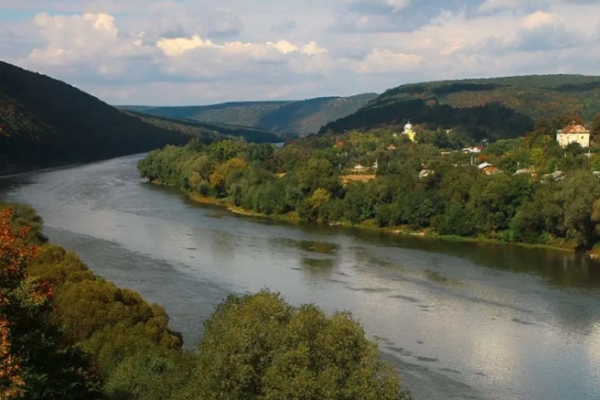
1, 0, 600, 105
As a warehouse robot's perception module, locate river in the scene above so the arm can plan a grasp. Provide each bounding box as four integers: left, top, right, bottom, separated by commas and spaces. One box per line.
1, 154, 599, 400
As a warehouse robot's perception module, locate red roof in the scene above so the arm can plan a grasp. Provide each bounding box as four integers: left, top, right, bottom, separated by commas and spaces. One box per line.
558, 124, 589, 134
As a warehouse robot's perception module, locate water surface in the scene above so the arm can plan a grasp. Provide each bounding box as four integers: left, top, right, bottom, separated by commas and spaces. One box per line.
1, 155, 599, 400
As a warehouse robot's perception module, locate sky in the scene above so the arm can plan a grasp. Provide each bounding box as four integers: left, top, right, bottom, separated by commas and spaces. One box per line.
1, 0, 600, 105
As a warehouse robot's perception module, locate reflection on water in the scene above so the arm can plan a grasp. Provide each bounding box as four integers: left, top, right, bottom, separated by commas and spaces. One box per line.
1, 155, 600, 400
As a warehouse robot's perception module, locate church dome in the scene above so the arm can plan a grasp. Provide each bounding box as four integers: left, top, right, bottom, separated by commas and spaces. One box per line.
404, 122, 413, 131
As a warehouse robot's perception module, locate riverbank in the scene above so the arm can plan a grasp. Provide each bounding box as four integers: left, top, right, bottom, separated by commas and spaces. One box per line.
174, 183, 580, 255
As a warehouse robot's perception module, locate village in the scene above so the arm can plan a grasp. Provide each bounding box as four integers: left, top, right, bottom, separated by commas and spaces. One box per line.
339, 120, 594, 184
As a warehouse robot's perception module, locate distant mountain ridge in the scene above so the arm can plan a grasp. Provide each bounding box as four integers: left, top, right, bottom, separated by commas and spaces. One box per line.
119, 93, 378, 136
320, 74, 600, 139
126, 111, 285, 143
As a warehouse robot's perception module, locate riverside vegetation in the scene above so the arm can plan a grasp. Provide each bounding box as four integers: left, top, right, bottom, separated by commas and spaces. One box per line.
0, 200, 411, 400
138, 112, 600, 252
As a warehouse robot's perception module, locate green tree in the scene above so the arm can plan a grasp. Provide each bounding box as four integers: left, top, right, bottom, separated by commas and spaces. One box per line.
189, 290, 407, 400
590, 112, 600, 141
104, 350, 196, 400
0, 209, 102, 400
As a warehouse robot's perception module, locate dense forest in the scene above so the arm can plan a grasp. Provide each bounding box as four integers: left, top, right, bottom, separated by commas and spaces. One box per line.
320, 74, 600, 137
0, 61, 192, 169
0, 200, 411, 400
120, 93, 378, 136
139, 111, 600, 251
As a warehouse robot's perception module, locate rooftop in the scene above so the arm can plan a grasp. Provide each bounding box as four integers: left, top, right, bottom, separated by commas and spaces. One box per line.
558, 123, 590, 134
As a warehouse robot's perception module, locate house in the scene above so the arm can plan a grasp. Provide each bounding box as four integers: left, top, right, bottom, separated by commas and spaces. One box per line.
387, 144, 397, 150
556, 122, 590, 148
463, 146, 482, 154
353, 164, 366, 171
482, 166, 500, 175
419, 169, 434, 179
514, 168, 536, 177
541, 170, 565, 182
477, 162, 492, 170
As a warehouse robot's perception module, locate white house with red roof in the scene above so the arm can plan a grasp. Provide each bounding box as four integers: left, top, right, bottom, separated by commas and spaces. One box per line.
557, 122, 590, 148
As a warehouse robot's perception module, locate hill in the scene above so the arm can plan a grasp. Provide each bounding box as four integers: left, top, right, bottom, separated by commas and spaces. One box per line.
319, 74, 600, 140
119, 93, 377, 136
0, 60, 191, 170
126, 111, 286, 143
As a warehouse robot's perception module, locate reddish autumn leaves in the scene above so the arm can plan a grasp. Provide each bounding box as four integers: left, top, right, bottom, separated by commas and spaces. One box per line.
0, 208, 46, 399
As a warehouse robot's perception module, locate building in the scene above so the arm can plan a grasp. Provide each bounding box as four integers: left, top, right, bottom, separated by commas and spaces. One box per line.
556, 122, 590, 148
514, 169, 536, 177
403, 121, 416, 142
462, 146, 482, 154
482, 166, 500, 175
418, 169, 434, 179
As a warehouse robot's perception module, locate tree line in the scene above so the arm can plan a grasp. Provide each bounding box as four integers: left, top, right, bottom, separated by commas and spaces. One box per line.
0, 200, 410, 400
139, 113, 600, 250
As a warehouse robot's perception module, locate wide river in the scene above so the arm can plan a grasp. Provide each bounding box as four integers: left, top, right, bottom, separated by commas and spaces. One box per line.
1, 155, 600, 400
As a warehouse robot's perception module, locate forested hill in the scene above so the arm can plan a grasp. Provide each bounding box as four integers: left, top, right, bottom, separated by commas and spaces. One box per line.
119, 93, 378, 136
0, 60, 193, 169
319, 74, 600, 140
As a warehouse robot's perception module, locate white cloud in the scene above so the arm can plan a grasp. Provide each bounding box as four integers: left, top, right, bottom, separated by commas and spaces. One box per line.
25, 12, 154, 76
2, 1, 600, 105
157, 36, 214, 56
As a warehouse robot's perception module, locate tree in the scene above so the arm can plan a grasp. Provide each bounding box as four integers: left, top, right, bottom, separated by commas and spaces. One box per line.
591, 112, 600, 140
189, 290, 407, 400
0, 209, 102, 400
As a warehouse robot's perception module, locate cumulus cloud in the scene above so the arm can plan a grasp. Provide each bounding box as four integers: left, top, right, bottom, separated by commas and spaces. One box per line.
25, 13, 155, 77
3, 0, 600, 105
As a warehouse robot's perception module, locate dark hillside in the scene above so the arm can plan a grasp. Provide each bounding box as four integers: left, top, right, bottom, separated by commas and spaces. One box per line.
0, 60, 188, 169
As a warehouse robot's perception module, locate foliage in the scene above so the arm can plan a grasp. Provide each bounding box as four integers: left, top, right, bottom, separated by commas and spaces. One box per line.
139, 116, 600, 249
187, 290, 407, 400
0, 209, 103, 400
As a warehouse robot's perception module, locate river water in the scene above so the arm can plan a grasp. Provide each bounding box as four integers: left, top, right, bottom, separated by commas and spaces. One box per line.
1, 155, 600, 400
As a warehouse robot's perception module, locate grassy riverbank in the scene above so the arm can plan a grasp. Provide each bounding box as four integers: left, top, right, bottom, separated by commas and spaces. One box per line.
172, 182, 579, 255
